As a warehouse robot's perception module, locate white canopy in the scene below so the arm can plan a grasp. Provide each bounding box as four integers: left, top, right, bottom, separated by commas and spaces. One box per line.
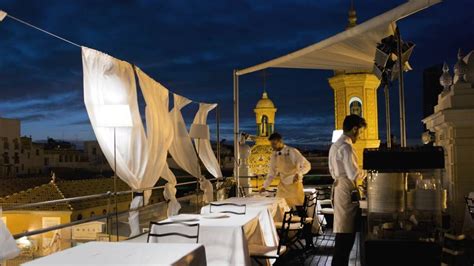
236, 0, 441, 76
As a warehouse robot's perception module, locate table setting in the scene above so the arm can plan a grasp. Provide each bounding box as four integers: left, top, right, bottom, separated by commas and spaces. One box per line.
150, 212, 265, 266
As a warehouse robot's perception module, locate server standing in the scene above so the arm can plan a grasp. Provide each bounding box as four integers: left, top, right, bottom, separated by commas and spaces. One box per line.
329, 115, 367, 266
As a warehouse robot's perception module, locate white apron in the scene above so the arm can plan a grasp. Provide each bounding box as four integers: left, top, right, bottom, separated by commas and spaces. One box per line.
274, 151, 304, 207
331, 177, 358, 233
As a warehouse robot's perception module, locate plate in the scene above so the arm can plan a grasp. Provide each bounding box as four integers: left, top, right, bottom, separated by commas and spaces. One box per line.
169, 214, 200, 222
201, 213, 230, 219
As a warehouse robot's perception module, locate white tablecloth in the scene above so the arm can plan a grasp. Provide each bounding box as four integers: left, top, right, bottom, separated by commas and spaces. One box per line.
151, 213, 264, 266
23, 242, 207, 266
202, 196, 289, 247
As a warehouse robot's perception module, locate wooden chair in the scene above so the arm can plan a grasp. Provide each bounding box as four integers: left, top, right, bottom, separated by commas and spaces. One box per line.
147, 221, 200, 243
209, 202, 247, 215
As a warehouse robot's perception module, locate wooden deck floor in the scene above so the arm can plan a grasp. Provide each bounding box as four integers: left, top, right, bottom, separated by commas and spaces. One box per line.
275, 231, 360, 266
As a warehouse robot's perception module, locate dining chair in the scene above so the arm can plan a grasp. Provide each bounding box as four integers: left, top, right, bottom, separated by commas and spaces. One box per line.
209, 202, 247, 215
249, 210, 296, 265
147, 221, 200, 243
290, 190, 318, 248
316, 187, 334, 230
465, 196, 474, 219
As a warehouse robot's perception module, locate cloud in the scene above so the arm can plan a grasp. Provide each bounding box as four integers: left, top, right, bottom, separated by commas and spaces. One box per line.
0, 0, 472, 144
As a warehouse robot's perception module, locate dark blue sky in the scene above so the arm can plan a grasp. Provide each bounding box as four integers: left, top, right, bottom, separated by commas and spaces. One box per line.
0, 0, 472, 148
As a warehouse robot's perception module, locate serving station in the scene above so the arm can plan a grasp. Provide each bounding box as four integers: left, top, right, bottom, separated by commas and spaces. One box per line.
360, 147, 445, 265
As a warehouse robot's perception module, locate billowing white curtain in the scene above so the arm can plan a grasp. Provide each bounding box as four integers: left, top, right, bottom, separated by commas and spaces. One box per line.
161, 165, 181, 216
82, 47, 147, 190
192, 103, 222, 179
82, 47, 172, 236
0, 209, 20, 261
168, 94, 213, 203
135, 67, 180, 216
168, 94, 200, 177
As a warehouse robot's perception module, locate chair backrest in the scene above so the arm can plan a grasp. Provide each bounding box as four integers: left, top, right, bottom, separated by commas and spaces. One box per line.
209, 202, 246, 215
465, 196, 474, 218
303, 190, 318, 220
278, 210, 301, 254
147, 221, 200, 243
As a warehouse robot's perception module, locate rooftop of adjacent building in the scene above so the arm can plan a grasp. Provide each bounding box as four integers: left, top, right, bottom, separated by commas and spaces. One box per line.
0, 177, 132, 211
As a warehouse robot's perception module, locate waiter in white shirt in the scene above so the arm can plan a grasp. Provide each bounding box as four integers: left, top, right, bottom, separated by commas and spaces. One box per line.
260, 132, 311, 207
329, 114, 367, 266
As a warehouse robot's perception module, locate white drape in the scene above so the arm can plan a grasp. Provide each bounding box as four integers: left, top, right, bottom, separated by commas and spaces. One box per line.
135, 67, 174, 197
168, 94, 200, 177
83, 47, 173, 236
83, 47, 147, 189
0, 209, 20, 261
192, 103, 223, 179
162, 165, 182, 216
168, 95, 214, 203
135, 68, 180, 216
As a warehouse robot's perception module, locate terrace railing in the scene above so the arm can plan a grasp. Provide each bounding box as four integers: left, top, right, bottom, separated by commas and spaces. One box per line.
1, 177, 219, 266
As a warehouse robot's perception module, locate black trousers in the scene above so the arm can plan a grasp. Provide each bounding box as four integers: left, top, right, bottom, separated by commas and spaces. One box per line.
332, 232, 356, 266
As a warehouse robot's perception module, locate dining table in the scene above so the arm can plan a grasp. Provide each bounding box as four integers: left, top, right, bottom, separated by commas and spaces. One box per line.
149, 212, 265, 266
22, 242, 207, 266
201, 196, 290, 247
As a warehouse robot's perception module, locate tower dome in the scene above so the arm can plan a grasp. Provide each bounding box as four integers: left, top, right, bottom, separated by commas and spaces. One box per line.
255, 92, 275, 109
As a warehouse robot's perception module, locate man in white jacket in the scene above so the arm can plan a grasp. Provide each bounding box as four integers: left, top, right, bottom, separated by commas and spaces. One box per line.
329, 115, 367, 266
260, 133, 311, 207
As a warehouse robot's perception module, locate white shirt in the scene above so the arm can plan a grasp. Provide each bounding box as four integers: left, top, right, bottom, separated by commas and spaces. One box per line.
263, 145, 311, 188
328, 134, 363, 181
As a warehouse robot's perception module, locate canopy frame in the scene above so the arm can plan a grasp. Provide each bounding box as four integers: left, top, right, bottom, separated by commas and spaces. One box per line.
232, 0, 441, 195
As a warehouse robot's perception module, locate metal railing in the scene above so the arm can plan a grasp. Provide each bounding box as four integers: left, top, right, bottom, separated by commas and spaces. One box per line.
3, 174, 330, 240
2, 177, 219, 240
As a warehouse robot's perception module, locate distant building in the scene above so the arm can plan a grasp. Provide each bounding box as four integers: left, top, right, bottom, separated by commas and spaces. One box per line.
0, 117, 111, 178
422, 64, 444, 119
42, 138, 89, 170
0, 118, 21, 177
20, 136, 46, 175
83, 141, 109, 172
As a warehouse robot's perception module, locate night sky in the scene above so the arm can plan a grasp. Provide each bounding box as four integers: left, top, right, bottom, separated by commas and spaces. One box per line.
0, 0, 472, 148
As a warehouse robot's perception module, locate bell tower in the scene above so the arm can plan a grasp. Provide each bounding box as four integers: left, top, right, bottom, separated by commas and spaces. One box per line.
254, 91, 277, 145
248, 91, 278, 177
328, 2, 381, 166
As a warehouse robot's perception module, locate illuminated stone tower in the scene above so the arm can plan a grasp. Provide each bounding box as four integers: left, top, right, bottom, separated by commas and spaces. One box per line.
254, 91, 277, 145
249, 91, 277, 176
328, 3, 381, 166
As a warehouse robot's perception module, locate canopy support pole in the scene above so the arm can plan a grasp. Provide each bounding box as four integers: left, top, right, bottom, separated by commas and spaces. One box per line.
396, 27, 407, 147
216, 105, 221, 168
384, 83, 392, 148
233, 70, 240, 197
